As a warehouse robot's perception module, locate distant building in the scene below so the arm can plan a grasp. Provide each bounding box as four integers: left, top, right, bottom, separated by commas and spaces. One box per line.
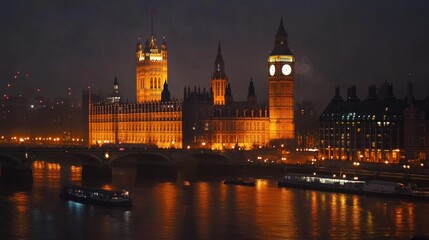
319, 82, 429, 163
295, 101, 318, 150
86, 18, 296, 150
404, 83, 429, 162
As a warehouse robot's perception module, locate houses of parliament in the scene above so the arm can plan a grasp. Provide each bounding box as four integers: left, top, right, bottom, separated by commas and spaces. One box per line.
84, 19, 296, 150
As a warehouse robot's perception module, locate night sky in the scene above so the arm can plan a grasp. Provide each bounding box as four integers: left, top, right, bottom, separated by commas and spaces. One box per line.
1, 1, 429, 111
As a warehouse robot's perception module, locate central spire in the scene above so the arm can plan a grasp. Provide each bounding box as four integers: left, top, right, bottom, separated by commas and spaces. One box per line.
213, 40, 226, 79
215, 41, 224, 64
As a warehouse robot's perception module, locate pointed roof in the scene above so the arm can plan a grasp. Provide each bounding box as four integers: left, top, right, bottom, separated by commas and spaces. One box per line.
161, 80, 170, 102
113, 76, 118, 86
215, 40, 224, 64
212, 40, 227, 79
270, 18, 293, 56
276, 17, 288, 38
162, 37, 167, 50
136, 41, 142, 51
143, 39, 150, 53
149, 36, 158, 50
248, 78, 256, 97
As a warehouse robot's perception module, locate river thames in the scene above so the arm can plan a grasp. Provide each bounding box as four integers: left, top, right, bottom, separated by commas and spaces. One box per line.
1, 161, 429, 240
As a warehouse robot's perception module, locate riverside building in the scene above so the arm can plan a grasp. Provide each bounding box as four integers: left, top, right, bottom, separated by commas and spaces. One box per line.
84, 19, 296, 150
319, 83, 429, 163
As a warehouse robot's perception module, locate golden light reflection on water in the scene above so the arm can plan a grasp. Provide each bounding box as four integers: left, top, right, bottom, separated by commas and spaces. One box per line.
158, 182, 177, 238
33, 161, 82, 185
10, 192, 29, 238
195, 182, 210, 239
351, 196, 362, 234
3, 164, 427, 239
32, 161, 61, 188
70, 165, 81, 182
393, 203, 415, 235
310, 191, 320, 239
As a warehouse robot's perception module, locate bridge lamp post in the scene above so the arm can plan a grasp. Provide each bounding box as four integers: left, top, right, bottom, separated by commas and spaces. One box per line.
104, 153, 110, 159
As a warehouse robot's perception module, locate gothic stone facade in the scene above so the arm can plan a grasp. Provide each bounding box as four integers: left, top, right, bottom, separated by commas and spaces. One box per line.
87, 19, 295, 150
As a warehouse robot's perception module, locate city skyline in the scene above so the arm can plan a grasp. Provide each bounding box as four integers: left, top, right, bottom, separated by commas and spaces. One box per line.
1, 1, 429, 111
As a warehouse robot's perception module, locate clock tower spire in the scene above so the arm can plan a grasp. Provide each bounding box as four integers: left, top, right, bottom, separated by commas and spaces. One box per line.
268, 18, 295, 145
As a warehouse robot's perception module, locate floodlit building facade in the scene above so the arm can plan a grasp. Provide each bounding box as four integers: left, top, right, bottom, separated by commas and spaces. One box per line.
85, 19, 296, 150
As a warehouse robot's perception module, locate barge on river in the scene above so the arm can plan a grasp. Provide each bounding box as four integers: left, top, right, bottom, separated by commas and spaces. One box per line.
278, 173, 365, 194
60, 185, 132, 207
278, 173, 429, 200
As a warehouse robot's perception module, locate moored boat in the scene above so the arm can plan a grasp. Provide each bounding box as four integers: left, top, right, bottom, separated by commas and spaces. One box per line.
363, 180, 429, 200
224, 177, 256, 186
60, 185, 132, 207
278, 173, 429, 201
277, 173, 365, 194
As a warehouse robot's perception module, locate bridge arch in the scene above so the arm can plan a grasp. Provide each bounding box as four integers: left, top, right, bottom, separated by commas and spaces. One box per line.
108, 152, 173, 166
0, 153, 24, 167
184, 151, 231, 164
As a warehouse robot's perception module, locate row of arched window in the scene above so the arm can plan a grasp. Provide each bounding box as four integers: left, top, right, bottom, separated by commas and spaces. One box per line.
150, 77, 162, 89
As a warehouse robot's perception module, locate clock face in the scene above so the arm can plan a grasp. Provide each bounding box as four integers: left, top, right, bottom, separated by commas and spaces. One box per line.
282, 64, 292, 75
269, 65, 275, 76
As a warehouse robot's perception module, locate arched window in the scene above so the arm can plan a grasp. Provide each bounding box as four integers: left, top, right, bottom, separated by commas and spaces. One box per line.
158, 78, 161, 89
150, 77, 153, 89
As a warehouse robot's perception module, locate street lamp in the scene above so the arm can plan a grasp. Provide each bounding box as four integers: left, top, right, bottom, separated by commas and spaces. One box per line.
403, 164, 410, 169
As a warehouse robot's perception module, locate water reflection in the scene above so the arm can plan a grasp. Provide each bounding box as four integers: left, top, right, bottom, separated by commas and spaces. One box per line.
10, 192, 29, 238
1, 161, 429, 239
70, 165, 82, 182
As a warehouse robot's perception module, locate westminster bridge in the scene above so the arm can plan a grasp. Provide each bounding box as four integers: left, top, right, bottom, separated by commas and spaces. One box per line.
0, 146, 283, 184
3, 147, 429, 186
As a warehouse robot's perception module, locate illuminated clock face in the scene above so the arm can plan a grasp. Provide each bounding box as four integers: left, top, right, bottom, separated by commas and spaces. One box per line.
282, 64, 292, 75
269, 65, 275, 76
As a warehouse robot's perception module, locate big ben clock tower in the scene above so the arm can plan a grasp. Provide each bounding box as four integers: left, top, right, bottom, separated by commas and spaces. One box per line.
268, 18, 295, 145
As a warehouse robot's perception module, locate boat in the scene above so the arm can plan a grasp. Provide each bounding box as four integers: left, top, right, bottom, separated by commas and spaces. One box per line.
60, 185, 132, 207
224, 177, 256, 186
363, 180, 429, 200
277, 173, 365, 194
278, 173, 429, 200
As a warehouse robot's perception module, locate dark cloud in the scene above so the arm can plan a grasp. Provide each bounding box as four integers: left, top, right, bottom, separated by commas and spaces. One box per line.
1, 0, 428, 111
